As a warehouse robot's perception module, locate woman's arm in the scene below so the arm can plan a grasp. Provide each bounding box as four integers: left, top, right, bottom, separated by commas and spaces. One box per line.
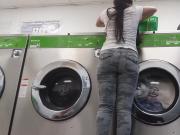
96, 17, 105, 27
142, 7, 157, 20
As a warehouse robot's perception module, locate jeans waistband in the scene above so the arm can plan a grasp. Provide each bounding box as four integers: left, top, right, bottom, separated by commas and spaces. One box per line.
100, 47, 138, 55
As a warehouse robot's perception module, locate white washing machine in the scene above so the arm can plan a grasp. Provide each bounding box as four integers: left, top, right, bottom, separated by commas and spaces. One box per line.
133, 33, 180, 135
9, 34, 104, 135
0, 35, 28, 135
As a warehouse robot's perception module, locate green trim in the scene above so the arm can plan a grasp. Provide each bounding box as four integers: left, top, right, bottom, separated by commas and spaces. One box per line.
0, 36, 28, 49
141, 33, 180, 47
29, 35, 105, 48
29, 33, 180, 48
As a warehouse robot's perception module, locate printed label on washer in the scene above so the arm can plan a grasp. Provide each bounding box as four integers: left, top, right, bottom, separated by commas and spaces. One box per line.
19, 78, 29, 98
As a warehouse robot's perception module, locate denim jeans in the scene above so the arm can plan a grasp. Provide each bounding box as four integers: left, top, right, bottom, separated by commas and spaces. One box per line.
96, 48, 139, 135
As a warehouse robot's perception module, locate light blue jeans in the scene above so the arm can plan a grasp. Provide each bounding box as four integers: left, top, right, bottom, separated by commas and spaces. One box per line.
96, 48, 139, 135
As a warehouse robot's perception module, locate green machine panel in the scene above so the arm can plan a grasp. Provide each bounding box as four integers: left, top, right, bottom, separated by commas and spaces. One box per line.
0, 35, 28, 49
141, 33, 180, 47
29, 35, 105, 48
29, 33, 180, 48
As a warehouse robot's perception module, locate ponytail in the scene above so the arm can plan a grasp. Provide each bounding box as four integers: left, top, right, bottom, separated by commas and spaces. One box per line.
107, 0, 132, 43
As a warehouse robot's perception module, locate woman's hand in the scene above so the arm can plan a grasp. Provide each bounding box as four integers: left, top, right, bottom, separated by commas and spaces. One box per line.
96, 17, 105, 27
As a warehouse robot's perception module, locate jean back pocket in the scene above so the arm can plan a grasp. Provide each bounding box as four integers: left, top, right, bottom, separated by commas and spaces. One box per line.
99, 52, 113, 60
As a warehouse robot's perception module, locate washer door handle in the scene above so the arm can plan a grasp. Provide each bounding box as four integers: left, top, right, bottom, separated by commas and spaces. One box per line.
32, 85, 47, 91
11, 49, 22, 58
94, 48, 101, 58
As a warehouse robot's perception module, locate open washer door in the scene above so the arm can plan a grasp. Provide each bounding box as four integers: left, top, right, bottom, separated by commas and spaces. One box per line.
0, 66, 5, 97
133, 60, 180, 125
31, 60, 91, 121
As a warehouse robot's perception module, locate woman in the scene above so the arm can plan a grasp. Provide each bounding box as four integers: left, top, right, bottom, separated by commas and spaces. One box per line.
96, 0, 157, 135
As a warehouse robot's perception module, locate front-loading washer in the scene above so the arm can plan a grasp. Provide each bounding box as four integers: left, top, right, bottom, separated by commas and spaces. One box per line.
10, 34, 104, 135
0, 35, 28, 135
133, 33, 180, 135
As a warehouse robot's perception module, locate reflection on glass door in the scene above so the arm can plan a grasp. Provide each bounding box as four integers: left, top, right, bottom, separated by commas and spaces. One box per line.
135, 68, 177, 114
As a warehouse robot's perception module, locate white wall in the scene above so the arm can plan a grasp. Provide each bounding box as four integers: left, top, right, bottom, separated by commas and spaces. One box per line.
136, 0, 180, 33
0, 3, 111, 34
0, 0, 179, 34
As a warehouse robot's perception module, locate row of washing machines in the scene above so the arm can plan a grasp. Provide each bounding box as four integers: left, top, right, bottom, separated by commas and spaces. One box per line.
0, 33, 180, 135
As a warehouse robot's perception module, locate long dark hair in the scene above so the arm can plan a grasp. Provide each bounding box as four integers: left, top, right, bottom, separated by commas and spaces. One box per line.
107, 0, 133, 43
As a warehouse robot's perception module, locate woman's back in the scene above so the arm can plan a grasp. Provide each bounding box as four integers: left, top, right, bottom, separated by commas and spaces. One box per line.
98, 5, 157, 52
100, 5, 143, 51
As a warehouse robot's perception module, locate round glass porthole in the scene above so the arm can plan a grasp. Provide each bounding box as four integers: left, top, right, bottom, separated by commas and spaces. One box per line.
133, 60, 180, 125
31, 60, 91, 121
39, 68, 82, 111
135, 68, 177, 114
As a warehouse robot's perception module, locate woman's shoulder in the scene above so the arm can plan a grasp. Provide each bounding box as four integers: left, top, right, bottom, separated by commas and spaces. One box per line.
124, 5, 143, 15
126, 5, 143, 11
101, 7, 115, 14
100, 7, 116, 18
134, 5, 144, 11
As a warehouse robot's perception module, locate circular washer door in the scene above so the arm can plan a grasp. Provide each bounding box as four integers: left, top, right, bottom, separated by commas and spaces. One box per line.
31, 60, 91, 121
133, 60, 180, 125
0, 66, 5, 97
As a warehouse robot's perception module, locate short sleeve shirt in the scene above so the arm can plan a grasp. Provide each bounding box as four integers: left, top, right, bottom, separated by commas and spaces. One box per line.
99, 5, 143, 52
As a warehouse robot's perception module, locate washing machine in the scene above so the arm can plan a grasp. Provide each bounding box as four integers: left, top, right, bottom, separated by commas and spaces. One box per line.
133, 33, 180, 135
9, 34, 104, 135
0, 35, 28, 135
